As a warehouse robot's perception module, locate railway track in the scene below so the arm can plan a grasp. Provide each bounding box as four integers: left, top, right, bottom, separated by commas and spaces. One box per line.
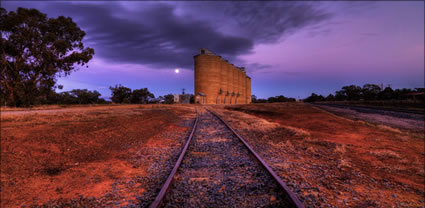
314, 103, 425, 116
149, 107, 304, 208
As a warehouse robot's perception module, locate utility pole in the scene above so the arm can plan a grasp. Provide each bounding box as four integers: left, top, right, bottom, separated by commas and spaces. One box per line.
182, 88, 185, 95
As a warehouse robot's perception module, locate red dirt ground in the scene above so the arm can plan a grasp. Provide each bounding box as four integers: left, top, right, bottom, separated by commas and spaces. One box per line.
1, 105, 195, 207
215, 103, 424, 207
2, 103, 423, 207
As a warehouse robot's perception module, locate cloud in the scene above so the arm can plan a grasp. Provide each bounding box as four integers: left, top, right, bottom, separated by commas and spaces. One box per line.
51, 3, 254, 69
221, 2, 332, 43
3, 2, 331, 70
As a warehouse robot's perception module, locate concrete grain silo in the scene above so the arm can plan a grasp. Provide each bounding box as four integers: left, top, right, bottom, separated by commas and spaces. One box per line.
246, 76, 251, 104
235, 67, 241, 104
226, 62, 234, 104
194, 49, 220, 104
239, 68, 246, 104
194, 55, 206, 104
194, 48, 251, 105
209, 56, 221, 104
232, 65, 238, 104
243, 71, 247, 104
242, 68, 248, 104
220, 59, 228, 104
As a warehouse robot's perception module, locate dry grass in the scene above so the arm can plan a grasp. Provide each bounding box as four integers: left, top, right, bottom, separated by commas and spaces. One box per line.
370, 149, 401, 159
376, 124, 403, 134
279, 124, 311, 139
334, 144, 346, 154
1, 105, 196, 207
337, 159, 352, 168
1, 104, 113, 111
215, 103, 425, 208
211, 106, 310, 142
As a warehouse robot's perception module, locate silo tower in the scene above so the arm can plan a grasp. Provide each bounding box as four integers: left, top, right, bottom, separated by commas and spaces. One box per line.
194, 48, 251, 104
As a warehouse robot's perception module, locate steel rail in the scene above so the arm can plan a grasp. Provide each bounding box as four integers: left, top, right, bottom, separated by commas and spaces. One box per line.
207, 109, 305, 208
149, 107, 199, 208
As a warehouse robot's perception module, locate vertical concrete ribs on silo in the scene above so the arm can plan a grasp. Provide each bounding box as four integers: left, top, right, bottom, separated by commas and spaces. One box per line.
227, 61, 233, 104
220, 59, 228, 104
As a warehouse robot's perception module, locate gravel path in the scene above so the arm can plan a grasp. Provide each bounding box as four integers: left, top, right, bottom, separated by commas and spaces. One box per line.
161, 109, 291, 208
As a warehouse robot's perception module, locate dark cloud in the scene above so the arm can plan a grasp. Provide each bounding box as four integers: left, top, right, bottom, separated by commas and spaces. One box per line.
2, 2, 331, 70
31, 3, 252, 69
177, 2, 332, 43
223, 2, 331, 43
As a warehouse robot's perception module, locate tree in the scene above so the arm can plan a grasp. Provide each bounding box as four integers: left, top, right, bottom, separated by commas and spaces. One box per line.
156, 96, 164, 104
163, 94, 174, 104
336, 85, 362, 101
325, 94, 335, 101
362, 84, 381, 100
378, 87, 394, 100
56, 91, 77, 104
415, 88, 425, 93
130, 88, 154, 104
52, 89, 106, 104
109, 84, 131, 103
304, 93, 325, 102
1, 8, 94, 106
335, 90, 347, 101
70, 89, 102, 104
267, 95, 295, 103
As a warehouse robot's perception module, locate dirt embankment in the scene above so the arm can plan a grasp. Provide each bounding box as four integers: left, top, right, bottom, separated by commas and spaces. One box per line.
212, 103, 424, 208
1, 105, 196, 207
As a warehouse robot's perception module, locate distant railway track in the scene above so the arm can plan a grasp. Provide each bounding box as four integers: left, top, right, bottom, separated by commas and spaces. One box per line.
149, 107, 304, 208
313, 103, 425, 115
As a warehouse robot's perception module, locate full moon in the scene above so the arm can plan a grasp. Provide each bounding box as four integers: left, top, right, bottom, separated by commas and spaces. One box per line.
175, 69, 180, 74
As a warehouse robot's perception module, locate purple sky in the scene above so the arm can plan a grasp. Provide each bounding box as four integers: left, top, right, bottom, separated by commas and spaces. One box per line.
3, 1, 424, 99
